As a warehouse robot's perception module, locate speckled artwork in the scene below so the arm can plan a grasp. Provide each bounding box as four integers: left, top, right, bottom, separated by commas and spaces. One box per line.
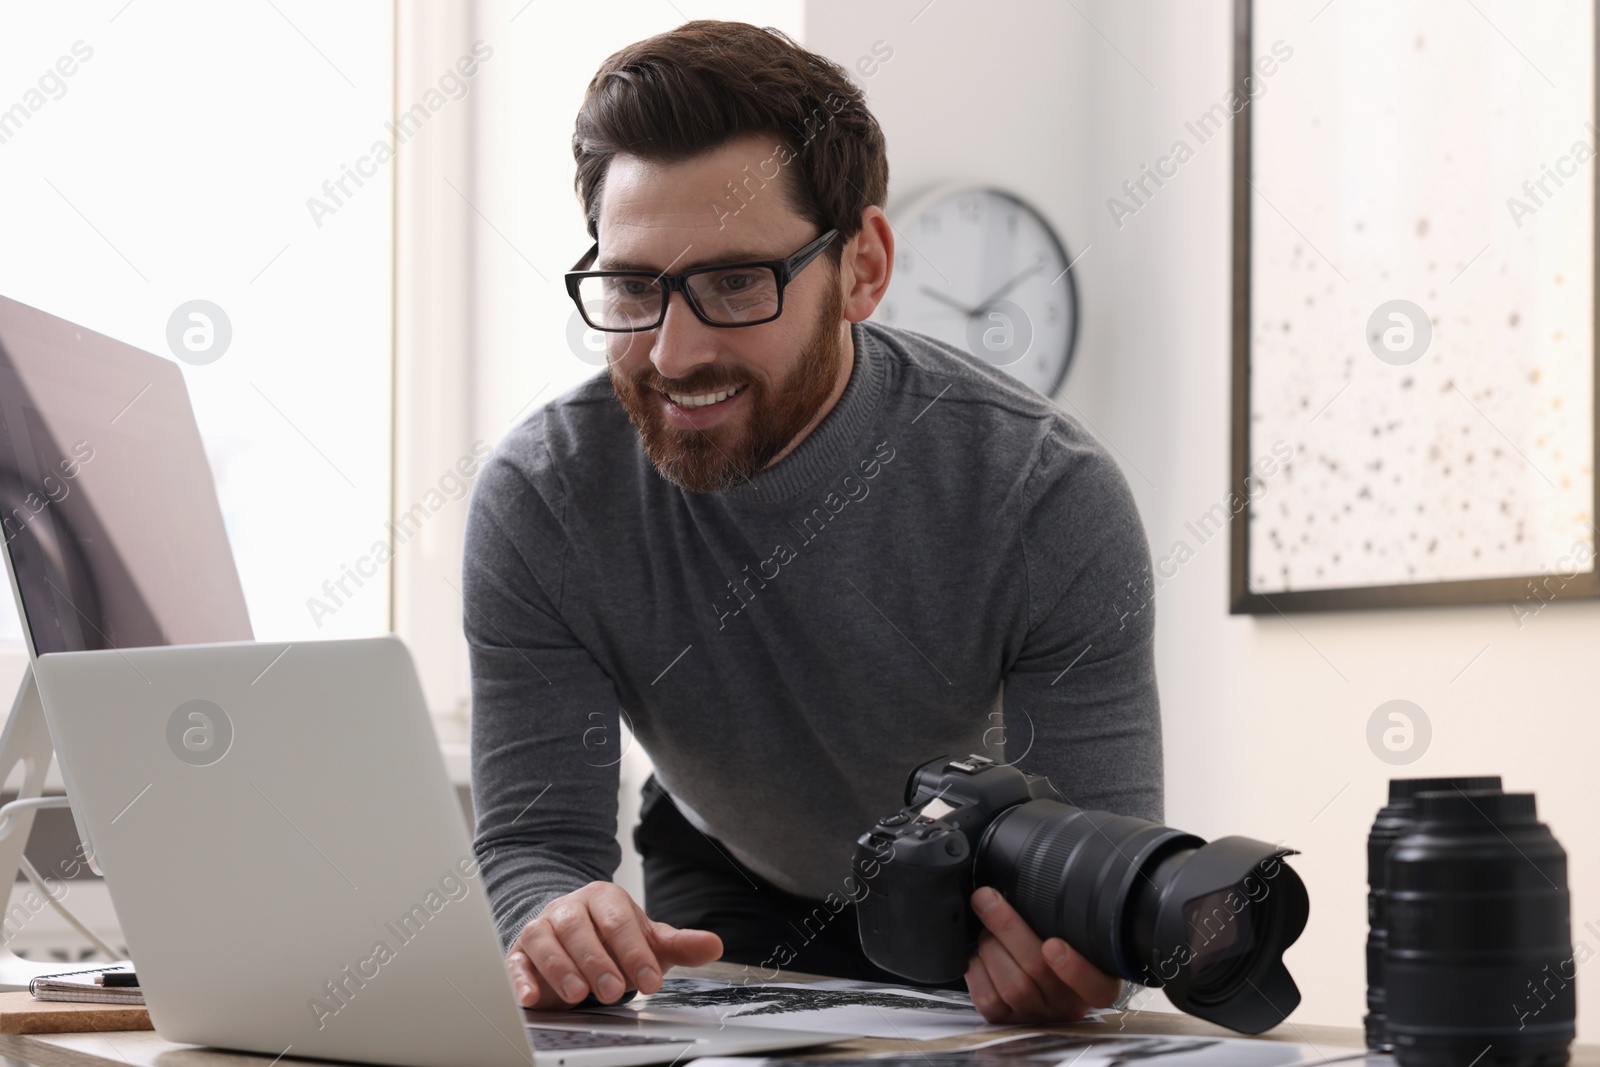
1246, 0, 1594, 595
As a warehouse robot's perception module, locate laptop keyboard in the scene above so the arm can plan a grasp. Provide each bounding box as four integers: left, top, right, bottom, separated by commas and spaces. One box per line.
525, 1028, 692, 1050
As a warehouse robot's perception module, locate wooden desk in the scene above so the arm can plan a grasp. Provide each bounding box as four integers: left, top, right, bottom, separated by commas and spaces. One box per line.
0, 961, 1591, 1067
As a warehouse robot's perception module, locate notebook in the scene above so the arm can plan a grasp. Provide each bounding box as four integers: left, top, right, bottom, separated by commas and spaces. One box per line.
28, 963, 142, 1005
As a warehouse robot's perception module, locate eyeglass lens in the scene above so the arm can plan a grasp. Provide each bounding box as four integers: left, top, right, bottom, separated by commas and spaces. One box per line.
576, 266, 781, 329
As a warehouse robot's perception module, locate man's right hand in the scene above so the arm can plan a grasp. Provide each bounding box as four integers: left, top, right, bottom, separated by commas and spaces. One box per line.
506, 881, 723, 1009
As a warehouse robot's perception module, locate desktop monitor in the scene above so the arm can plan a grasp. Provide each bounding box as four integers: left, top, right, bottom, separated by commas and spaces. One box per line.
0, 292, 254, 972
0, 292, 253, 659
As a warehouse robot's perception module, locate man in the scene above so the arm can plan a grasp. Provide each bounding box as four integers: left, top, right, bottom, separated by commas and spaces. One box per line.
463, 19, 1161, 1026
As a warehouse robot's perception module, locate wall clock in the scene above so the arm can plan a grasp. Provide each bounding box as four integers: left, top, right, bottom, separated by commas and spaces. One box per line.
872, 185, 1079, 398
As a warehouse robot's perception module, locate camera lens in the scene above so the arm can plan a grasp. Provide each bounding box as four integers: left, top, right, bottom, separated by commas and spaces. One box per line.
1386, 791, 1573, 1067
973, 798, 1307, 1034
1366, 776, 1502, 1051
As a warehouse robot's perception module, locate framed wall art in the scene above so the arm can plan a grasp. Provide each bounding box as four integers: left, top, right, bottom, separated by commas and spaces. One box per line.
1230, 0, 1600, 614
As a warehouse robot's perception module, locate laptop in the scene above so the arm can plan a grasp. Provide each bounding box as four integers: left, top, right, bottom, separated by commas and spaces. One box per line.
30, 636, 852, 1067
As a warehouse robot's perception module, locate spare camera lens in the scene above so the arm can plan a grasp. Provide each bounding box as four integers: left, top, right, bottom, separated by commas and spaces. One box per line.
1385, 790, 1573, 1067
1365, 776, 1502, 1051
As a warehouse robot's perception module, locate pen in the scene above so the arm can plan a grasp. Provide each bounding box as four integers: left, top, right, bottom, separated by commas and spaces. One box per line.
95, 972, 138, 988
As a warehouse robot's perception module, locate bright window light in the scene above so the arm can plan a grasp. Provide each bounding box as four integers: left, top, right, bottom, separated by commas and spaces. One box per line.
0, 1, 394, 644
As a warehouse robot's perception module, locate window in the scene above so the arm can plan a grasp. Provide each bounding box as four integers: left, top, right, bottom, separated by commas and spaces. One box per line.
0, 4, 394, 656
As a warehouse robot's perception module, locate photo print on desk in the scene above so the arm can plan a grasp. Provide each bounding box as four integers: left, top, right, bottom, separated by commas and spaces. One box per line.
582, 975, 994, 1039
692, 1029, 1366, 1067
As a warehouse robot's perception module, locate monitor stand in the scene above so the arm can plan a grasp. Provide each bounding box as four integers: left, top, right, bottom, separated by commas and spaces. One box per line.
0, 666, 95, 989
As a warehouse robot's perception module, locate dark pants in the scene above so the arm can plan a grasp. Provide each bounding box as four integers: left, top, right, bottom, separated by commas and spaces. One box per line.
632, 774, 965, 989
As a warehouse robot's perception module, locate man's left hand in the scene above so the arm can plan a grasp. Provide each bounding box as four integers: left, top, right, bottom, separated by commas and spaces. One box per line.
964, 886, 1122, 1024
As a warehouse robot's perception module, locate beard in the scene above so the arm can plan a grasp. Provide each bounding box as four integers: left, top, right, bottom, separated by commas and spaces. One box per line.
609, 267, 846, 494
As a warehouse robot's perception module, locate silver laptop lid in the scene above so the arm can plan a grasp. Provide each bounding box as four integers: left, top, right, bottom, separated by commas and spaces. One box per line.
32, 636, 532, 1067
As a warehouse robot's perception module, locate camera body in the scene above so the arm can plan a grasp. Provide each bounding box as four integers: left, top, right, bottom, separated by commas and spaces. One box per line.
852, 754, 1060, 982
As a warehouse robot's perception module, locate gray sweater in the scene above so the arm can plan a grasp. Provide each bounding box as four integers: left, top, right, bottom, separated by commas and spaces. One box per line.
463, 319, 1162, 950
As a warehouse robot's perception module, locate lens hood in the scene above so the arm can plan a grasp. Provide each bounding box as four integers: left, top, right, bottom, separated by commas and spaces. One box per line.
1151, 836, 1309, 1033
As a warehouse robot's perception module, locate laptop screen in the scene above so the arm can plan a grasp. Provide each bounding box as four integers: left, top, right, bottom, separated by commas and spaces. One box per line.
0, 293, 252, 657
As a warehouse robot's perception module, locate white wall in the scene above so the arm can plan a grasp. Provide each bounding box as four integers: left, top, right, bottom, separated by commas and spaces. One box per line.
808, 0, 1600, 1039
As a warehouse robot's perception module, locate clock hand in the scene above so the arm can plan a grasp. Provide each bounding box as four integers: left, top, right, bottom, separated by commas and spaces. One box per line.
918, 285, 979, 317
975, 262, 1045, 309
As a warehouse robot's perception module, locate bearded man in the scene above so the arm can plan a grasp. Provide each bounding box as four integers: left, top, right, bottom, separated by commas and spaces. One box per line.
463, 18, 1162, 1027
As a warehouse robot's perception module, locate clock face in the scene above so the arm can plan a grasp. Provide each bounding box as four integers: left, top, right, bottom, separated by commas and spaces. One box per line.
872, 188, 1078, 397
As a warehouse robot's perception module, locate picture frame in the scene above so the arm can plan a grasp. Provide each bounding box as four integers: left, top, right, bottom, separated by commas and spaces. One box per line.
1229, 0, 1600, 614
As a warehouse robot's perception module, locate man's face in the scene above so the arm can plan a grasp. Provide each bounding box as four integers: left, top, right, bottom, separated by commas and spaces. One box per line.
595, 134, 848, 493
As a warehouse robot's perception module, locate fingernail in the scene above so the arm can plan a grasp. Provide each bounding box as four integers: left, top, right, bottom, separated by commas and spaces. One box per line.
637, 966, 659, 989
1044, 939, 1068, 966
561, 976, 586, 1001
973, 887, 998, 913
598, 974, 623, 1000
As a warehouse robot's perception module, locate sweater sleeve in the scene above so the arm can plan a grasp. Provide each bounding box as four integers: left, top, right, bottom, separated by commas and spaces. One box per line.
1002, 424, 1164, 823
463, 438, 625, 951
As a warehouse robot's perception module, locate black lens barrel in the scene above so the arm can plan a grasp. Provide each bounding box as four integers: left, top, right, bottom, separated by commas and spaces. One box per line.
1366, 776, 1503, 1050
1385, 790, 1574, 1067
976, 799, 1198, 978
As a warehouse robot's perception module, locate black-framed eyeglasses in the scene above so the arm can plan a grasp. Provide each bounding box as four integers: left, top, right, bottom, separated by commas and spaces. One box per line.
565, 229, 838, 332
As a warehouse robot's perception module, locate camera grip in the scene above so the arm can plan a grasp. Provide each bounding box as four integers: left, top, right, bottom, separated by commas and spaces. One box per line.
852, 827, 973, 984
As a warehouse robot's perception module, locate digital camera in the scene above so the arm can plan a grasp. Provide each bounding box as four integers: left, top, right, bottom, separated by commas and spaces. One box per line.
852, 754, 1309, 1034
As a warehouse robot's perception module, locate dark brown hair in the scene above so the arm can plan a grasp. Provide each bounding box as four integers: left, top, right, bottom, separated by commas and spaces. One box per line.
572, 20, 888, 265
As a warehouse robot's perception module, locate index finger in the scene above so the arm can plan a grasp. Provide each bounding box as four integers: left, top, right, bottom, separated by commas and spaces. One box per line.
588, 894, 666, 994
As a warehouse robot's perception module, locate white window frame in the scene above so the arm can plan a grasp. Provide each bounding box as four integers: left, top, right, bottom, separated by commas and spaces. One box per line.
390, 0, 479, 770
